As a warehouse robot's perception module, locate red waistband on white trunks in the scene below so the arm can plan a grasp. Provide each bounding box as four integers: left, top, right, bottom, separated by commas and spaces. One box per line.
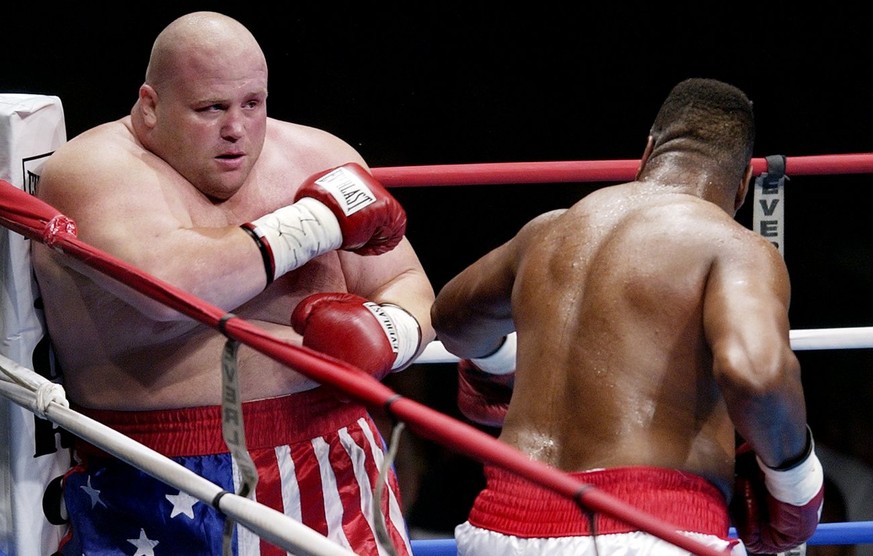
468, 465, 729, 538
73, 386, 369, 458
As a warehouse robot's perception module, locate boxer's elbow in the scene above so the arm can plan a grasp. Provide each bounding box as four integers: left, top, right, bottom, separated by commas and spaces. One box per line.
713, 343, 797, 397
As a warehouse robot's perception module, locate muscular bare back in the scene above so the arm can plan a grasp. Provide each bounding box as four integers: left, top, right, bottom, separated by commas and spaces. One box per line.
502, 180, 782, 496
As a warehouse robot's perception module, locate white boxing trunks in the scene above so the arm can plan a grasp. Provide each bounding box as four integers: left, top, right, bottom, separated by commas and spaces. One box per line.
455, 465, 746, 556
59, 387, 412, 556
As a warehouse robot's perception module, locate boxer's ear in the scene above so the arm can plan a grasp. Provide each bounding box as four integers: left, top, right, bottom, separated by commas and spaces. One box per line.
138, 84, 159, 128
734, 162, 753, 213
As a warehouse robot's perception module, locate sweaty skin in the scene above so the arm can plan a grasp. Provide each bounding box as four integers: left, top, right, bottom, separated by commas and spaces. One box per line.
32, 12, 434, 410
434, 169, 805, 499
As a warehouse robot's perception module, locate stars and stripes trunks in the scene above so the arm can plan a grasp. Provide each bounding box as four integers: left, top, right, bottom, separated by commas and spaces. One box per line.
57, 387, 412, 556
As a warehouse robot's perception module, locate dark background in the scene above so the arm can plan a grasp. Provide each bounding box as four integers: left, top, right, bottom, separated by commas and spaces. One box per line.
4, 3, 873, 538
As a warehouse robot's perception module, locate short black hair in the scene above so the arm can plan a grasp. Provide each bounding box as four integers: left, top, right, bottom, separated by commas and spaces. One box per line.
649, 78, 755, 182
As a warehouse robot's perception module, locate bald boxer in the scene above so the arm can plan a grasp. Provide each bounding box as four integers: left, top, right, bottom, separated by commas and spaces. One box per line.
32, 11, 434, 555
432, 78, 823, 555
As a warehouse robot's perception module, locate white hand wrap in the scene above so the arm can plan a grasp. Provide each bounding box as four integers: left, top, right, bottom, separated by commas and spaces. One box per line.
379, 304, 422, 370
246, 197, 343, 281
471, 332, 517, 375
757, 430, 825, 507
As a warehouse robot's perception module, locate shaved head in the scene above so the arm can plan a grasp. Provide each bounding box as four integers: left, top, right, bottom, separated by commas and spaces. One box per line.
146, 11, 267, 90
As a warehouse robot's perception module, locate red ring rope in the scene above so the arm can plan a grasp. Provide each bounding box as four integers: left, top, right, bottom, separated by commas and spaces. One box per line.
371, 152, 873, 186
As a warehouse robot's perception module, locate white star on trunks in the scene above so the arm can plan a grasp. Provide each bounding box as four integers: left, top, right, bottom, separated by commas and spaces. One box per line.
127, 528, 159, 556
80, 475, 106, 509
165, 489, 198, 519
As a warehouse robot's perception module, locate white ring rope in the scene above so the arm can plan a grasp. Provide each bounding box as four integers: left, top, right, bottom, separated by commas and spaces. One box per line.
417, 327, 873, 364
0, 353, 355, 556
789, 327, 873, 351
0, 355, 69, 418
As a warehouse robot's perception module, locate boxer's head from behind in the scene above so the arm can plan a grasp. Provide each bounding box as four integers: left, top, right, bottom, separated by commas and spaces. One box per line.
641, 78, 755, 213
131, 11, 269, 201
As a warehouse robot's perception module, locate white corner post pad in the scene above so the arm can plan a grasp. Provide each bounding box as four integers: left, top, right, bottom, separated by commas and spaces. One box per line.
368, 304, 421, 371
471, 332, 517, 375
0, 93, 69, 556
248, 197, 343, 279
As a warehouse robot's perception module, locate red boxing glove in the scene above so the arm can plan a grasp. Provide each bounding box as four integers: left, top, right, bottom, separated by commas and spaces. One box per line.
243, 163, 406, 284
295, 163, 406, 256
730, 429, 824, 554
456, 333, 517, 427
457, 359, 514, 427
291, 292, 421, 381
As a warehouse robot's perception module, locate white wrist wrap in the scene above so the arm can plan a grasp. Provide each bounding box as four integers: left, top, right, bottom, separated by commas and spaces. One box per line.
370, 304, 421, 371
757, 437, 824, 506
382, 305, 421, 371
471, 332, 517, 375
250, 197, 343, 279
